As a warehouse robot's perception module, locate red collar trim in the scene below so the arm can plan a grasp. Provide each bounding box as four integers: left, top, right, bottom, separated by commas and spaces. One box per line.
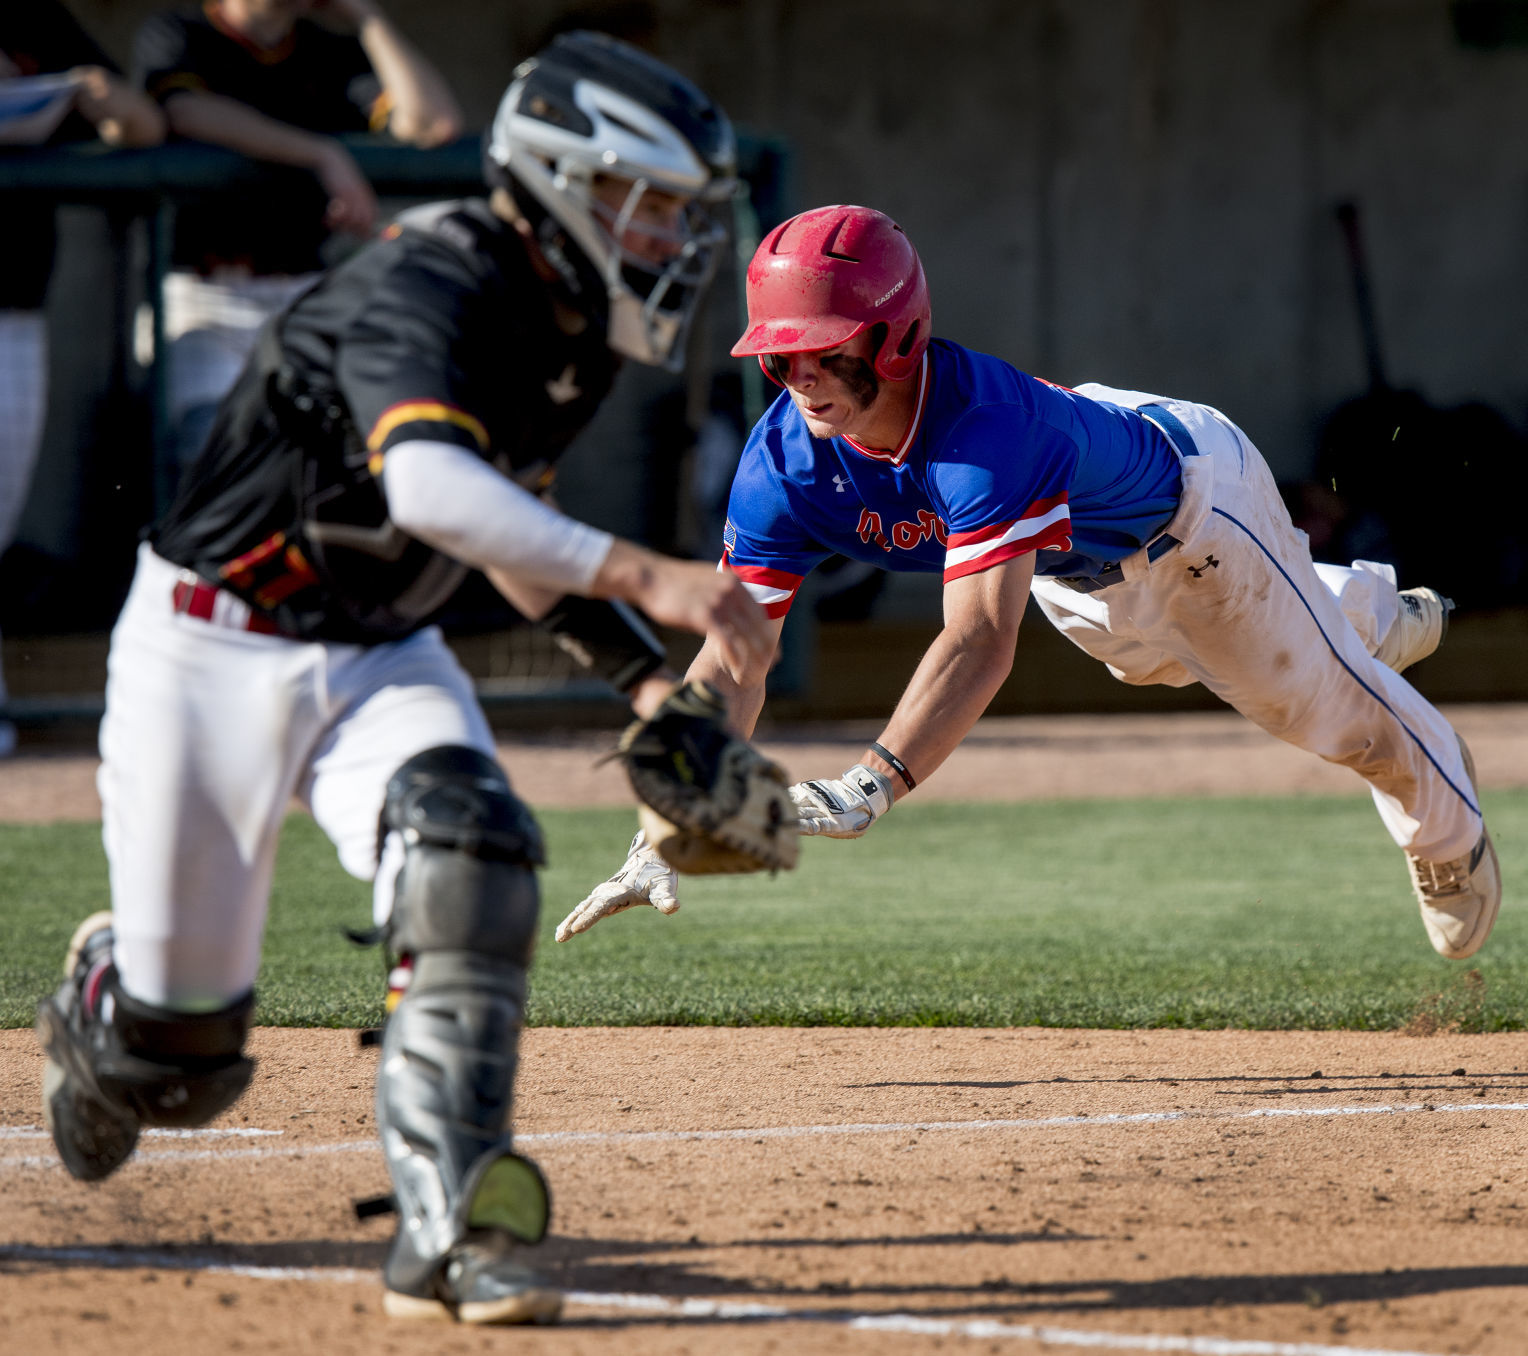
203, 2, 298, 64
841, 353, 929, 467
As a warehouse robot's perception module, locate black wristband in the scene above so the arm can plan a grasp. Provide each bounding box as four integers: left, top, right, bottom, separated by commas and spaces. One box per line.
868, 741, 916, 792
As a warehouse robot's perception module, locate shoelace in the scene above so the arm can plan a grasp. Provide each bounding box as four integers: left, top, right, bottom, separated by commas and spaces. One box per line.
1408, 846, 1476, 899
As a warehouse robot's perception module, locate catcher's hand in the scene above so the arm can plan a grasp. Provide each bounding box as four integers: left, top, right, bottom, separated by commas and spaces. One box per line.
555, 831, 678, 941
617, 680, 798, 874
789, 764, 895, 838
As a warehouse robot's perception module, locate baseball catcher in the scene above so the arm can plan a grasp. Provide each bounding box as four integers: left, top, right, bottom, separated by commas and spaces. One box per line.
35, 32, 770, 1327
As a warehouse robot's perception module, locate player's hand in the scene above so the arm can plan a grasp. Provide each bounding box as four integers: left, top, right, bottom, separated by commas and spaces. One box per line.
788, 764, 895, 838
68, 66, 164, 147
554, 831, 680, 941
632, 556, 773, 679
313, 139, 378, 236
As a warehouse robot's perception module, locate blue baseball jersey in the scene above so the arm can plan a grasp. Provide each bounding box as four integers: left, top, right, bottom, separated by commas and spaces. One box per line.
721, 338, 1184, 617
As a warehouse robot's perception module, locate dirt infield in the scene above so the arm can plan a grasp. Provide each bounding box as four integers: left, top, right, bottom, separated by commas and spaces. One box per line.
4, 705, 1526, 1354
6, 701, 1528, 822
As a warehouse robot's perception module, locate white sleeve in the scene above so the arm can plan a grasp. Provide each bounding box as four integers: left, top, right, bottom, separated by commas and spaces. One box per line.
380, 438, 614, 595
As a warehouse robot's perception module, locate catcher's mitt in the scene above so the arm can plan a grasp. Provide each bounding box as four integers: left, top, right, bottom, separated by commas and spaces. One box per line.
615, 681, 799, 874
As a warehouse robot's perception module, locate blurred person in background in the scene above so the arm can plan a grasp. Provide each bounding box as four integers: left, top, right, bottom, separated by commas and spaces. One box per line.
133, 0, 462, 468
1, 3, 164, 757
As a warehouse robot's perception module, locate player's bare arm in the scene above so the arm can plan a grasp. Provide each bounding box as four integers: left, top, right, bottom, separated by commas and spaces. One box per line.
787, 552, 1033, 839
592, 542, 774, 681
161, 90, 378, 234
316, 0, 463, 147
69, 66, 165, 146
381, 437, 771, 681
680, 611, 787, 737
873, 551, 1033, 793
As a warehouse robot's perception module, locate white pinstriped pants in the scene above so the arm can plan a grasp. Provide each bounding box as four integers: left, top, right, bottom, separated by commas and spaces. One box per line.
98, 545, 499, 1010
1033, 386, 1481, 865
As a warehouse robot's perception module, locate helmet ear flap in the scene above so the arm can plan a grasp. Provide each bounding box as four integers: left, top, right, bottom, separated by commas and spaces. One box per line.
873, 301, 927, 382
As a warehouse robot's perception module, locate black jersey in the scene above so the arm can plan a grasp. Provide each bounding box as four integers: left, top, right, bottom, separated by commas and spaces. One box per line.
1, 1, 120, 309
133, 4, 382, 275
151, 199, 620, 643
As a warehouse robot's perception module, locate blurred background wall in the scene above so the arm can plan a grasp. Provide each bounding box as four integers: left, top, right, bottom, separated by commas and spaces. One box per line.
7, 0, 1527, 716
64, 0, 1528, 462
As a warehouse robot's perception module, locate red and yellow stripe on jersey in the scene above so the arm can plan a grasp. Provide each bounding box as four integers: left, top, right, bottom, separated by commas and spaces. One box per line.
365, 400, 490, 474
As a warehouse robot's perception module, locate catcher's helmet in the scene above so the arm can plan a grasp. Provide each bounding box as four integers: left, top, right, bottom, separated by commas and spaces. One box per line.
485, 31, 737, 370
731, 205, 931, 384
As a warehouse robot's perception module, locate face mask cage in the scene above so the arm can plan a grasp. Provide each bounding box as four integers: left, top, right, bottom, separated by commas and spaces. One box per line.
575, 171, 735, 369
487, 66, 739, 369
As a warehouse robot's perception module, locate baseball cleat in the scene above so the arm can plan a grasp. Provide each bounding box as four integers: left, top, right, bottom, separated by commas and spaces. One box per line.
1406, 737, 1500, 960
383, 1234, 563, 1325
35, 912, 142, 1182
1375, 587, 1453, 674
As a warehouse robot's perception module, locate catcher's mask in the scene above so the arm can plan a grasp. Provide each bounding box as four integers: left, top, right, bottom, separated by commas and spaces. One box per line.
731, 204, 931, 387
485, 30, 738, 371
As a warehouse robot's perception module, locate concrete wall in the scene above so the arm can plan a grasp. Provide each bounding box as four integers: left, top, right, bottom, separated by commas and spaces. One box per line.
62, 0, 1528, 477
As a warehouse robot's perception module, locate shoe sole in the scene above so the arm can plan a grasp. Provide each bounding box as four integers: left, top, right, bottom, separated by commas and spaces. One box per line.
36, 998, 141, 1182
37, 914, 139, 1181
383, 1287, 563, 1324
1440, 736, 1500, 960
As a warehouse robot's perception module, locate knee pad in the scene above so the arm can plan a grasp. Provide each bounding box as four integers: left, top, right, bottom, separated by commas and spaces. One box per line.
99, 981, 256, 1128
381, 746, 545, 966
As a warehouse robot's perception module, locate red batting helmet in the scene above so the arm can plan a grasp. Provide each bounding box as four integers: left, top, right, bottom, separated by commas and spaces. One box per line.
731, 205, 931, 383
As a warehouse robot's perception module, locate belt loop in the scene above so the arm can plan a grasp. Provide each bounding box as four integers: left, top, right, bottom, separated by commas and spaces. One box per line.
1138, 403, 1200, 460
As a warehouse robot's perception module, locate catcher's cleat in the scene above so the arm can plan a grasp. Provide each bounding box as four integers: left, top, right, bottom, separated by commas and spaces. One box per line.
1375, 587, 1453, 674
383, 1232, 563, 1325
36, 913, 141, 1182
1407, 736, 1501, 960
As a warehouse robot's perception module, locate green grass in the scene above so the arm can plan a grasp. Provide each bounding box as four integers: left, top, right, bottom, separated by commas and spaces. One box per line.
2, 791, 1523, 1030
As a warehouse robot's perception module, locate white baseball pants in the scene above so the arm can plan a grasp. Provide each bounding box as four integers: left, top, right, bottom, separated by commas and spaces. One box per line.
98, 544, 498, 1010
1032, 387, 1482, 865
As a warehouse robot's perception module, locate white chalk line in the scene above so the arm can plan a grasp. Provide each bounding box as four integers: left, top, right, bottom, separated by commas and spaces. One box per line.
0, 1245, 1444, 1355
0, 1125, 279, 1141
5, 1101, 1528, 1172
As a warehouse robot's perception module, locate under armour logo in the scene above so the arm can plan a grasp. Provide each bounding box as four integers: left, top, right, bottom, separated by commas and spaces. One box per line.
1187, 554, 1220, 579
832, 474, 850, 493
545, 364, 581, 405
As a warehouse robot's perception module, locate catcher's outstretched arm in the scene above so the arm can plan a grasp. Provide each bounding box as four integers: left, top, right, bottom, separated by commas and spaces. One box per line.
384, 439, 772, 675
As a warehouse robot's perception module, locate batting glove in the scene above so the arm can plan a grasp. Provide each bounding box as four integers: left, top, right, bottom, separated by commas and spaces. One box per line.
554, 831, 680, 941
788, 763, 895, 838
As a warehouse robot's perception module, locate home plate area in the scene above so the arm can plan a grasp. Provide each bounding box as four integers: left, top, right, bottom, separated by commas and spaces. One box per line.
3, 1025, 1527, 1354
